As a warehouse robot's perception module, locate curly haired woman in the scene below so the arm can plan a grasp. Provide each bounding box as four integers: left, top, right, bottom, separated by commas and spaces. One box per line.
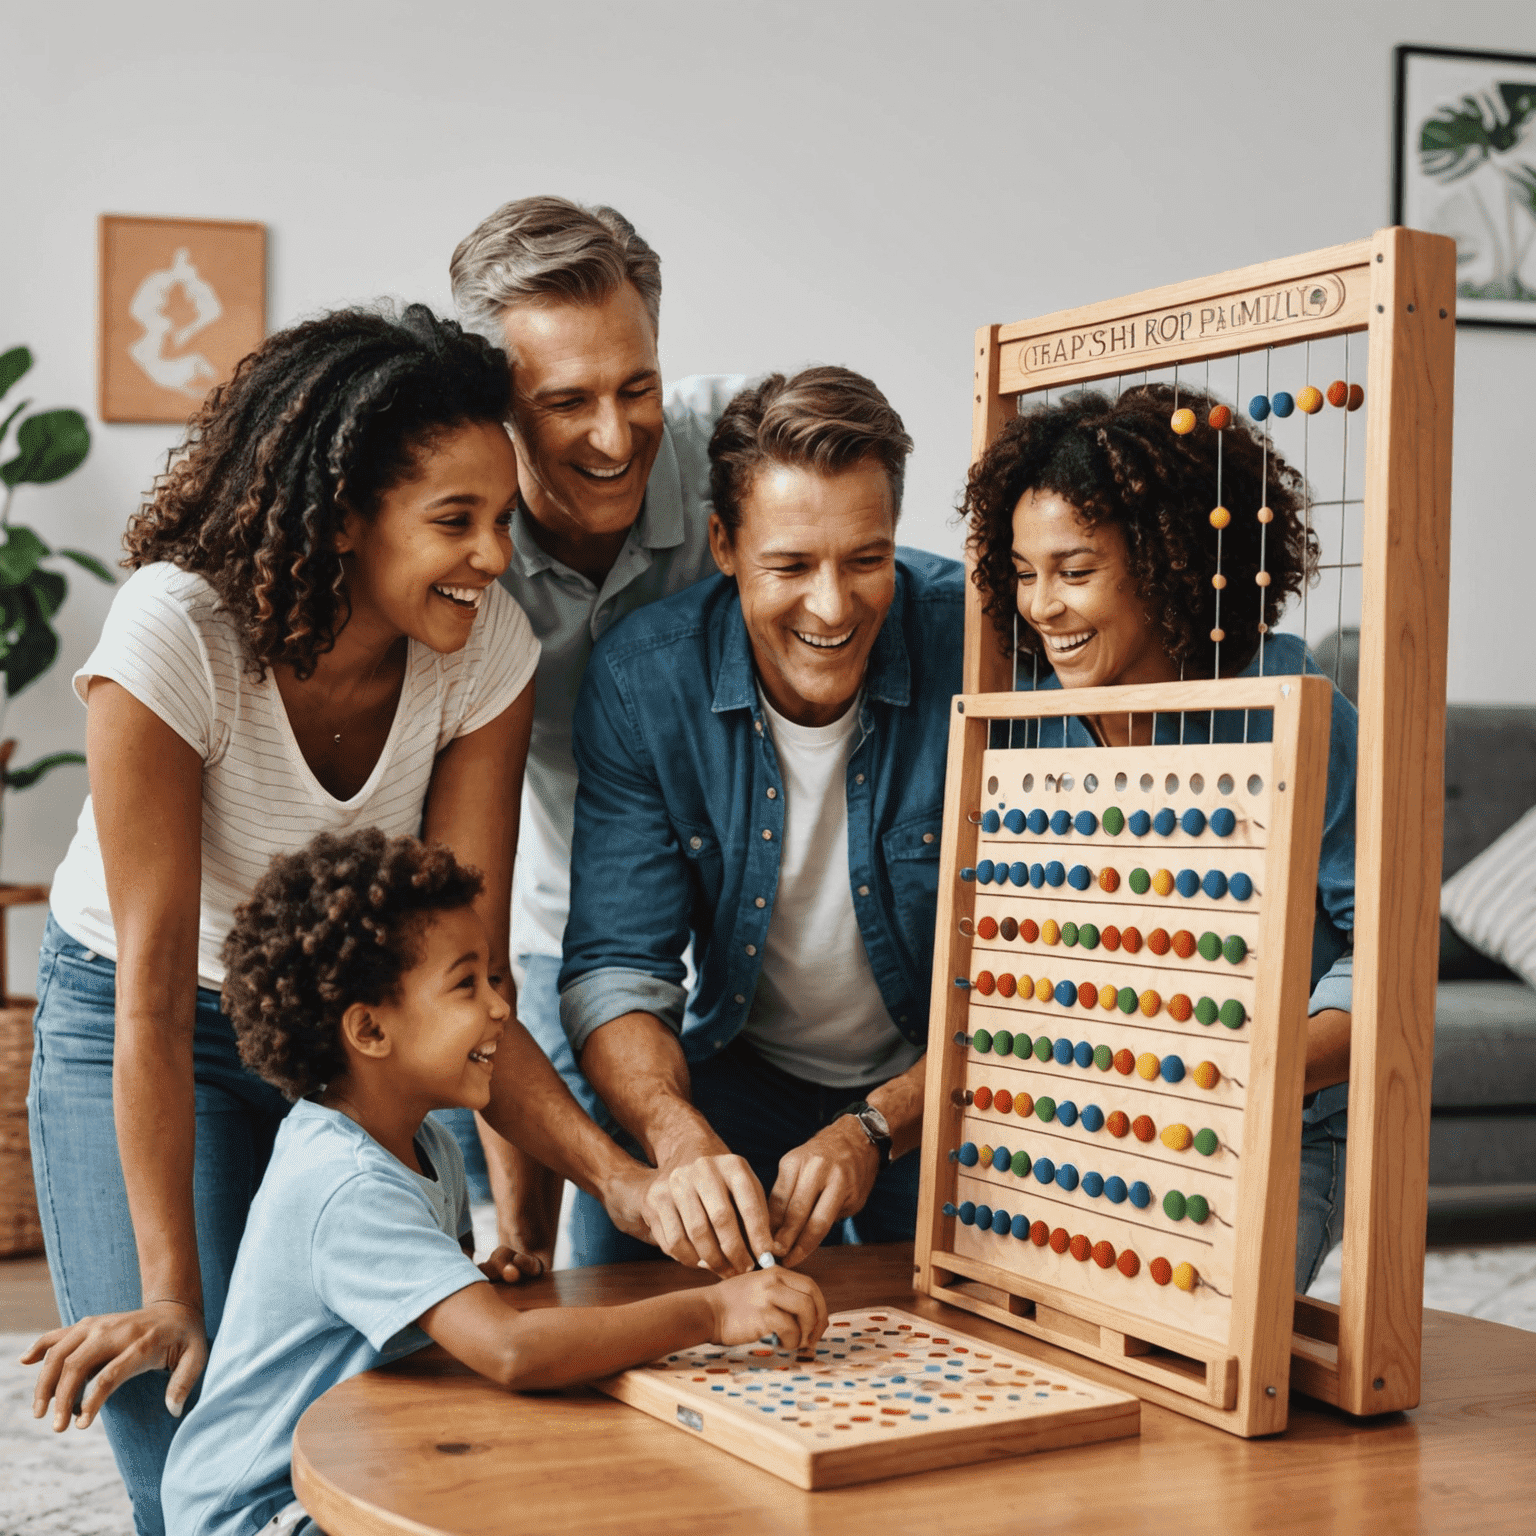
963, 383, 1353, 1294
25, 307, 644, 1534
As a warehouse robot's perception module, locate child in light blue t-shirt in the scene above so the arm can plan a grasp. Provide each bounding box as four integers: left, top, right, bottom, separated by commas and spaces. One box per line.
29, 829, 828, 1536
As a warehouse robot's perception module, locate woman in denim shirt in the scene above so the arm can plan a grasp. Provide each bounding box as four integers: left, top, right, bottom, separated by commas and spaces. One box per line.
962, 384, 1351, 1291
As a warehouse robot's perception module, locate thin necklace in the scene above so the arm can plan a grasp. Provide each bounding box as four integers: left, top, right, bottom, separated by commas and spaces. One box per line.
329, 641, 399, 746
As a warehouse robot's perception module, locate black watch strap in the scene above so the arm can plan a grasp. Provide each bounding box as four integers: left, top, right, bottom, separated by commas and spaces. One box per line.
840, 1100, 892, 1164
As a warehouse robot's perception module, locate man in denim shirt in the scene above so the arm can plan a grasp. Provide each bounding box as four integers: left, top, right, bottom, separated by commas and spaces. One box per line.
559, 368, 963, 1271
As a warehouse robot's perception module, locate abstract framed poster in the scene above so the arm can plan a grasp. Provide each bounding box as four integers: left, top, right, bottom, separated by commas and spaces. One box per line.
98, 214, 267, 422
1394, 45, 1536, 329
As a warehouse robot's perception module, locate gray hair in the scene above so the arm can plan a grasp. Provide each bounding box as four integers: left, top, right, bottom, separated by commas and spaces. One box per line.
449, 196, 662, 347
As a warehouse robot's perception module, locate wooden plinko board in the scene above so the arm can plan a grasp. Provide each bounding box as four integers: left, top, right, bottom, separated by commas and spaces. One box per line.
595, 1305, 1138, 1490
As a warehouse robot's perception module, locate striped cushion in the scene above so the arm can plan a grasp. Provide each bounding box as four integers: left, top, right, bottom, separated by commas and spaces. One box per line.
1441, 806, 1536, 991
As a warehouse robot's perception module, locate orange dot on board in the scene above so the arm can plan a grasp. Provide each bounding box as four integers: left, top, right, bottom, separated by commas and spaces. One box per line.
1192, 1060, 1220, 1090
1049, 1227, 1071, 1254
994, 1088, 1014, 1113
1150, 1257, 1173, 1286
975, 971, 996, 995
1136, 1051, 1161, 1079
1256, 505, 1274, 524
977, 916, 998, 940
1171, 408, 1197, 435
1132, 1115, 1157, 1142
1209, 404, 1232, 430
1326, 379, 1349, 408
1092, 1240, 1117, 1269
1168, 993, 1194, 1022
1117, 1249, 1141, 1278
1106, 1110, 1131, 1137
1099, 867, 1120, 893
1069, 1233, 1092, 1262
1209, 505, 1231, 530
1297, 385, 1324, 414
973, 1085, 993, 1111
1020, 919, 1040, 943
1113, 1049, 1136, 1076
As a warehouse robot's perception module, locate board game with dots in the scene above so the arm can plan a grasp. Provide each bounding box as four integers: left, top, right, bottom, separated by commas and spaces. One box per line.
594, 1306, 1139, 1489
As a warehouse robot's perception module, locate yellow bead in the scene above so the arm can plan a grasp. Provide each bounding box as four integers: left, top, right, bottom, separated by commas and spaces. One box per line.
1171, 408, 1197, 435
1152, 868, 1174, 897
1099, 982, 1119, 1010
1035, 976, 1053, 1003
1212, 573, 1227, 590
1192, 1060, 1220, 1090
1256, 505, 1274, 524
979, 1144, 994, 1166
1209, 505, 1231, 530
1255, 571, 1272, 587
1161, 1123, 1194, 1151
1136, 1050, 1161, 1080
1297, 385, 1324, 415
1041, 919, 1060, 946
1018, 974, 1034, 999
1172, 1261, 1198, 1292
1138, 991, 1161, 1019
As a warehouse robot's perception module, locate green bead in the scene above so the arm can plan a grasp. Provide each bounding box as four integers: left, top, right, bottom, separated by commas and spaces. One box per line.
1103, 806, 1125, 835
994, 1029, 1014, 1056
1011, 1149, 1032, 1178
1194, 996, 1219, 1026
1129, 867, 1151, 895
973, 1028, 993, 1053
1093, 1043, 1113, 1071
1186, 1194, 1210, 1223
1034, 1034, 1053, 1062
1194, 1128, 1219, 1156
1062, 921, 1080, 947
1223, 934, 1248, 965
1078, 923, 1100, 950
1117, 986, 1138, 1014
1036, 1096, 1057, 1122
1197, 931, 1222, 962
1163, 1190, 1187, 1221
1219, 999, 1247, 1030
1013, 1032, 1032, 1059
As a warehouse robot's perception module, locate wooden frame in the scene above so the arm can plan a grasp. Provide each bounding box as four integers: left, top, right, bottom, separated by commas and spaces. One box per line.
947, 230, 1455, 1421
914, 677, 1331, 1436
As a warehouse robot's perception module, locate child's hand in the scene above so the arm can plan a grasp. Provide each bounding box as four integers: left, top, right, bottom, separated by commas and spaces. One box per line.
20, 1301, 208, 1431
477, 1246, 546, 1285
705, 1267, 829, 1350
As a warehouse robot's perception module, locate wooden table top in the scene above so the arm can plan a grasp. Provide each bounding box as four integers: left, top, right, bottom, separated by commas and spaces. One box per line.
293, 1244, 1536, 1535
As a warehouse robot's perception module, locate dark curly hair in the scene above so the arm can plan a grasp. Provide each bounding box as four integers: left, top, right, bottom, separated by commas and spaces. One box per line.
123, 305, 511, 680
962, 383, 1317, 679
222, 829, 484, 1100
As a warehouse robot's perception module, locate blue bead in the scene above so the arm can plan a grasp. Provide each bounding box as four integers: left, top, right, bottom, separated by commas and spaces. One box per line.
943, 1202, 956, 1217
992, 1145, 1011, 1172
1272, 390, 1295, 418
1081, 1104, 1105, 1133
1050, 809, 1072, 836
1056, 1163, 1080, 1192
1068, 864, 1092, 890
1249, 394, 1271, 421
959, 1201, 976, 1224
1210, 807, 1237, 837
992, 1207, 1011, 1234
976, 859, 995, 884
1082, 1170, 1105, 1198
975, 1204, 993, 1229
1104, 1176, 1128, 1204
1230, 871, 1254, 901
1053, 1036, 1074, 1064
1008, 862, 1028, 887
1003, 808, 1026, 834
1045, 861, 1066, 887
1128, 809, 1151, 837
1027, 808, 1049, 835
1129, 1181, 1152, 1209
995, 862, 1012, 887
1033, 1157, 1056, 1185
1030, 862, 1046, 888
1011, 1213, 1031, 1239
1161, 1055, 1186, 1083
1181, 808, 1207, 836
958, 1142, 979, 1166
1073, 1040, 1094, 1069
960, 867, 976, 882
1203, 869, 1228, 899
1056, 1100, 1078, 1127
981, 810, 1000, 833
1074, 810, 1098, 836
1175, 868, 1200, 898
1153, 807, 1177, 837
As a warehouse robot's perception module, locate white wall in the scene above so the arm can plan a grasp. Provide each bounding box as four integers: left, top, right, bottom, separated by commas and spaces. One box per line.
6, 0, 1535, 993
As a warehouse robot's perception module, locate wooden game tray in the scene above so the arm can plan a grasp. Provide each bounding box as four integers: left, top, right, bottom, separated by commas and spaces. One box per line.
595, 1305, 1139, 1490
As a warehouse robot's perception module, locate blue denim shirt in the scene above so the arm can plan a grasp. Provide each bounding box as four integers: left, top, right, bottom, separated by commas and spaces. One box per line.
1006, 631, 1357, 1018
559, 550, 965, 1063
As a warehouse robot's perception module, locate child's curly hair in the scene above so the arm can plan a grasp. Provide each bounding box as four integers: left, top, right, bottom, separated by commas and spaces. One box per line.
962, 383, 1318, 679
222, 830, 484, 1099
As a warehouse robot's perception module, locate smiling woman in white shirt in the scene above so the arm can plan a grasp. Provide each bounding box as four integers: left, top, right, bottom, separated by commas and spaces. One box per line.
23, 306, 563, 1536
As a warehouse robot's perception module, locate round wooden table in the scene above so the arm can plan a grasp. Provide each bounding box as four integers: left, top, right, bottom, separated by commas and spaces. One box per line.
294, 1244, 1536, 1534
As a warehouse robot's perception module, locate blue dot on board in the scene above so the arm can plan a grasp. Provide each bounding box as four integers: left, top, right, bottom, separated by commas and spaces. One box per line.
1054, 1036, 1073, 1064
1105, 1176, 1128, 1203
1128, 809, 1151, 837
1003, 808, 1025, 834
1057, 1100, 1078, 1127
1272, 390, 1295, 417
959, 1201, 976, 1224
1249, 394, 1271, 421
1056, 1163, 1080, 1191
1068, 864, 1092, 890
1030, 863, 1046, 888
1203, 869, 1228, 899
1074, 1040, 1094, 1068
1082, 1170, 1105, 1197
1045, 861, 1066, 887
1176, 868, 1200, 898
1027, 808, 1048, 835
1181, 807, 1207, 836
958, 1142, 979, 1166
1081, 1104, 1105, 1132
1075, 810, 1098, 836
992, 1145, 1011, 1172
1010, 861, 1029, 886
1050, 809, 1072, 836
1161, 1055, 1186, 1083
1034, 1157, 1056, 1184
1210, 807, 1236, 837
1153, 807, 1177, 837
1129, 1181, 1152, 1209
1230, 871, 1254, 901
982, 810, 1000, 833
976, 860, 995, 884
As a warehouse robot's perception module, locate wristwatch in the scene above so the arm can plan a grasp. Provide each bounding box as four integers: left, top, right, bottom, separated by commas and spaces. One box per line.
839, 1101, 892, 1164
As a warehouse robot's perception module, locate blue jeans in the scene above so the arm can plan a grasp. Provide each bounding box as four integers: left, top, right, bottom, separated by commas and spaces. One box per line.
570, 1035, 922, 1267
1297, 1081, 1349, 1292
435, 954, 602, 1204
26, 915, 291, 1536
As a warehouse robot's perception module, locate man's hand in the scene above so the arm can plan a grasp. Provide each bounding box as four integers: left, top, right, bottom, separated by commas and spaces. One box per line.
644, 1148, 778, 1277
769, 1116, 882, 1267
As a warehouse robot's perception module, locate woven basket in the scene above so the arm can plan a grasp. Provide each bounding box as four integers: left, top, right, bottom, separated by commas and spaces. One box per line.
0, 998, 43, 1257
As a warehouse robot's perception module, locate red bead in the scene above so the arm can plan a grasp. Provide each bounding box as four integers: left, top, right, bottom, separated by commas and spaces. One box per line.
1092, 1240, 1116, 1269
1100, 925, 1122, 952
1209, 404, 1232, 430
1049, 1227, 1071, 1254
994, 1088, 1013, 1113
975, 971, 995, 996
1326, 379, 1348, 408
1106, 1110, 1130, 1137
977, 916, 998, 940
1132, 1115, 1156, 1142
973, 1085, 993, 1111
1347, 383, 1364, 411
1020, 919, 1040, 943
1069, 1233, 1092, 1262
1079, 980, 1098, 1010
996, 973, 1017, 998
1148, 928, 1171, 956
1172, 930, 1196, 959
1150, 1257, 1173, 1286
1117, 1249, 1141, 1278
1030, 1220, 1050, 1246
1121, 927, 1143, 954
1113, 1048, 1136, 1076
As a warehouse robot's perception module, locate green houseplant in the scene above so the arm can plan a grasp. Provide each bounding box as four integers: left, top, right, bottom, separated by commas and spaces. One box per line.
0, 344, 115, 808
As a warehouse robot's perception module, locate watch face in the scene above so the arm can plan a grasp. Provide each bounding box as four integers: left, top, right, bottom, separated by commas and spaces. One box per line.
862, 1106, 892, 1140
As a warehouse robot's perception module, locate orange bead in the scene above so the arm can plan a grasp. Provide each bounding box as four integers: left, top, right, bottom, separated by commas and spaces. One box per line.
1172, 930, 1196, 959
1150, 1256, 1173, 1286
1049, 1227, 1071, 1254
1113, 1049, 1136, 1076
996, 973, 1017, 998
973, 1085, 993, 1110
1192, 1060, 1220, 1090
1136, 1051, 1161, 1080
1148, 928, 1171, 956
1209, 505, 1231, 530
1346, 383, 1364, 411
1031, 1219, 1049, 1245
1297, 385, 1324, 414
1099, 867, 1120, 893
1117, 1249, 1141, 1278
1168, 993, 1193, 1022
1139, 991, 1162, 1019
1255, 570, 1272, 587
1210, 628, 1225, 643
1079, 980, 1098, 1010
1171, 408, 1196, 435
1020, 919, 1040, 943
1326, 379, 1348, 408
977, 915, 998, 940
1132, 1115, 1156, 1142
1106, 1110, 1130, 1137
975, 971, 996, 995
1014, 1092, 1034, 1118
1092, 1240, 1117, 1269
1100, 925, 1122, 952
1209, 404, 1232, 430
1121, 926, 1143, 953
994, 1088, 1014, 1113
1069, 1233, 1092, 1262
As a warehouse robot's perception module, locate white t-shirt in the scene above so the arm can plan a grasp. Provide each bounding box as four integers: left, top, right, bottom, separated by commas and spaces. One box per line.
744, 692, 924, 1088
49, 562, 539, 990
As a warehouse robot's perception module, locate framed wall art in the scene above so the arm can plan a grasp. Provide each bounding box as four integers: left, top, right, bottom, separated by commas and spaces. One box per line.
1394, 45, 1536, 329
98, 214, 267, 422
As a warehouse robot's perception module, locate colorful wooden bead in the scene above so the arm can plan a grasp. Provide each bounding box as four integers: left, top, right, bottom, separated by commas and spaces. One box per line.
1347, 383, 1364, 411
1012, 1213, 1031, 1239
1161, 1054, 1185, 1083
1136, 1051, 1161, 1081
1034, 977, 1054, 1003
1249, 394, 1271, 421
1175, 869, 1200, 898
1100, 925, 1122, 951
1104, 1175, 1128, 1202
1182, 808, 1207, 836
996, 974, 1016, 998
1074, 810, 1098, 836
1077, 981, 1097, 1010
1148, 928, 1171, 956
1057, 1162, 1080, 1190
1150, 1256, 1173, 1286
1219, 999, 1246, 1029
1192, 1060, 1220, 1090
982, 809, 1000, 833
1326, 379, 1348, 408
1103, 806, 1125, 835
1271, 391, 1295, 417
1014, 1093, 1034, 1118
1079, 923, 1101, 949
1194, 1127, 1219, 1156
1129, 867, 1151, 895
1172, 1262, 1199, 1292
1013, 1033, 1032, 1060
1054, 980, 1077, 1007
1044, 861, 1066, 887
1210, 627, 1225, 643
1202, 870, 1229, 899
1117, 1249, 1141, 1278
998, 916, 1018, 941
1068, 864, 1092, 891
1256, 504, 1274, 524
1031, 1220, 1050, 1245
1009, 861, 1029, 886
1128, 809, 1152, 837
1092, 1240, 1117, 1269
1082, 1104, 1105, 1132
1152, 869, 1175, 896
1128, 1181, 1152, 1209
1049, 809, 1071, 836
1163, 1190, 1187, 1221
1209, 404, 1232, 430
1194, 997, 1218, 1026
1057, 1102, 1079, 1128
974, 971, 995, 995
973, 1086, 994, 1111
991, 1144, 1011, 1172
1297, 385, 1324, 414
1168, 993, 1194, 1022
1209, 505, 1231, 530
1153, 807, 1177, 837
994, 1029, 1015, 1056
1139, 990, 1162, 1018
1069, 1233, 1092, 1262
1033, 1034, 1052, 1061
1003, 808, 1025, 834
1255, 570, 1273, 588
978, 1146, 993, 1168
1172, 929, 1197, 958
1231, 872, 1254, 901
1186, 1194, 1210, 1224
1117, 987, 1138, 1015
973, 1028, 993, 1052
1074, 1039, 1094, 1067
1170, 407, 1197, 434
1209, 808, 1236, 837
1049, 1227, 1071, 1254
1097, 982, 1118, 1010
1223, 935, 1247, 964
1020, 918, 1039, 942
960, 1202, 977, 1225
1131, 1115, 1156, 1143
1053, 1037, 1073, 1065
995, 1088, 1014, 1114
1093, 1043, 1113, 1071
1121, 926, 1143, 953
1161, 1123, 1194, 1152
1106, 1111, 1130, 1138
976, 1204, 993, 1229
976, 916, 998, 941
958, 1142, 980, 1166
1098, 867, 1121, 895
975, 859, 995, 883
1212, 572, 1228, 590
1036, 1098, 1057, 1123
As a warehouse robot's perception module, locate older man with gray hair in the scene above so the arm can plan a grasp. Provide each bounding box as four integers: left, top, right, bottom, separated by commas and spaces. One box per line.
447, 196, 746, 1263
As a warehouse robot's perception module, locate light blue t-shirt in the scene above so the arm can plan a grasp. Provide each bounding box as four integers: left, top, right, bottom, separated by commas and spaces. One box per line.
161, 1100, 485, 1536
